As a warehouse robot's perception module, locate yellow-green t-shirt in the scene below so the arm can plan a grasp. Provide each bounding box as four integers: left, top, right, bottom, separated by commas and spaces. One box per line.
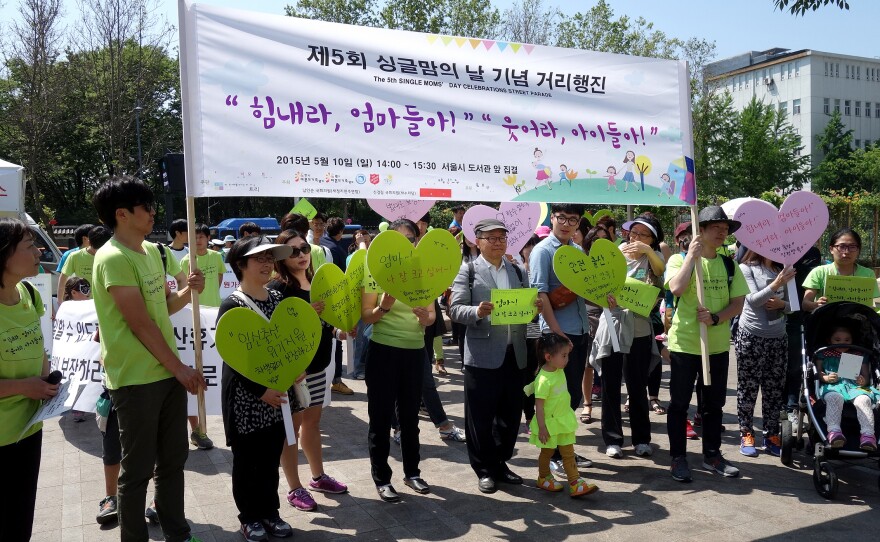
665, 253, 749, 355
181, 250, 226, 307
363, 269, 425, 350
61, 248, 95, 285
0, 282, 45, 446
93, 239, 175, 389
310, 243, 327, 273
802, 263, 880, 299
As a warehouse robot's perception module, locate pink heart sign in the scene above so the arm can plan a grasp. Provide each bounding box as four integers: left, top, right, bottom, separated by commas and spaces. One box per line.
367, 199, 435, 222
733, 191, 828, 266
462, 202, 542, 257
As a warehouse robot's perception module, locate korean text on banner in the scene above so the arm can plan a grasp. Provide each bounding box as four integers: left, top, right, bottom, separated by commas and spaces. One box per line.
490, 288, 538, 325
824, 275, 876, 307
616, 278, 660, 318
179, 2, 694, 206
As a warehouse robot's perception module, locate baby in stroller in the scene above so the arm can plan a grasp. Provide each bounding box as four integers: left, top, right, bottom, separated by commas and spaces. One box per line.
816, 325, 880, 451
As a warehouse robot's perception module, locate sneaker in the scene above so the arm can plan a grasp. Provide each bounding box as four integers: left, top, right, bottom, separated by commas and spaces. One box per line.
241, 521, 268, 542
827, 430, 846, 448
693, 412, 703, 427
190, 430, 214, 450
574, 453, 593, 468
859, 434, 878, 452
686, 420, 698, 440
261, 517, 293, 538
96, 495, 118, 525
536, 475, 564, 492
670, 455, 692, 482
764, 434, 782, 457
549, 458, 564, 477
634, 443, 653, 457
439, 425, 466, 442
569, 478, 599, 497
702, 453, 740, 477
605, 444, 623, 459
353, 373, 366, 380
145, 500, 159, 524
739, 432, 758, 457
392, 429, 401, 445
331, 381, 354, 395
309, 473, 348, 494
287, 487, 317, 511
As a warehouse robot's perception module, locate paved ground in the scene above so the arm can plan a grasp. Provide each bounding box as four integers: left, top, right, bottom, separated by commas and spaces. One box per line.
33, 344, 880, 542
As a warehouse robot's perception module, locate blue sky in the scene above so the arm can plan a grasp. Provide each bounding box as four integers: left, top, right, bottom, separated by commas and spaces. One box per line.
1, 0, 878, 61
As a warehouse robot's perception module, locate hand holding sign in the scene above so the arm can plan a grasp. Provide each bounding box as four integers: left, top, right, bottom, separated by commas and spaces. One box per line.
490, 288, 538, 324
311, 250, 366, 331
733, 191, 828, 311
366, 229, 460, 308
367, 199, 435, 222
290, 198, 318, 219
462, 202, 541, 257
616, 278, 661, 317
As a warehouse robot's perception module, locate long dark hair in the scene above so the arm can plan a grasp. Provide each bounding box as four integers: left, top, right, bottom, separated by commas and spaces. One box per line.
461, 235, 480, 261
581, 226, 609, 253
273, 229, 312, 289
348, 229, 369, 254
739, 249, 782, 272
828, 228, 861, 250
0, 218, 34, 289
535, 333, 570, 374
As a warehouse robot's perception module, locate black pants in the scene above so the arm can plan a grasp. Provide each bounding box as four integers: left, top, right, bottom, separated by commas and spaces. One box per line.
563, 333, 590, 410
785, 317, 805, 411
390, 348, 450, 429
464, 346, 523, 478
601, 335, 652, 446
0, 430, 41, 542
366, 340, 424, 485
521, 337, 540, 422
452, 322, 467, 363
231, 423, 284, 524
333, 338, 344, 382
667, 351, 730, 457
648, 338, 663, 397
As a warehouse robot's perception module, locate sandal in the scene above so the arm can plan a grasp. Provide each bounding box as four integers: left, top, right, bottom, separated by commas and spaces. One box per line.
435, 361, 448, 376
580, 404, 593, 424
650, 399, 667, 415
536, 475, 564, 492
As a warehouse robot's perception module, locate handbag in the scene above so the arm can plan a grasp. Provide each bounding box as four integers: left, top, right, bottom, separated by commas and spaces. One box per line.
291, 379, 310, 412
548, 285, 577, 310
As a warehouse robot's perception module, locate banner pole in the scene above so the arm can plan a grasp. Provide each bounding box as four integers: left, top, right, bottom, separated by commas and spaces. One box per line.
689, 207, 711, 386
186, 196, 207, 433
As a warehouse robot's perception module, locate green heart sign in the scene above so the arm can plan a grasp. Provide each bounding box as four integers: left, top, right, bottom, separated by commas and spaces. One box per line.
367, 228, 460, 308
311, 249, 366, 331
215, 297, 322, 391
583, 209, 613, 227
553, 239, 626, 308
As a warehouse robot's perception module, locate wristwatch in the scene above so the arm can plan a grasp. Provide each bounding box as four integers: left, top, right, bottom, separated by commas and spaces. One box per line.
376, 306, 390, 314
710, 313, 720, 326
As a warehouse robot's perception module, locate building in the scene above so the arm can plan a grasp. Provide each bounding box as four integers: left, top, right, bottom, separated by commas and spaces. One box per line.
705, 48, 880, 170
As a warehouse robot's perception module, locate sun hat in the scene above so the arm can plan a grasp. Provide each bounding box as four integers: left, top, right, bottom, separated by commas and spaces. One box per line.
697, 206, 741, 234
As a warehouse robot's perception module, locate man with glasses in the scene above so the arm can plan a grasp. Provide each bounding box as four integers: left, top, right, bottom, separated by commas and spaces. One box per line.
449, 219, 536, 494
529, 203, 594, 473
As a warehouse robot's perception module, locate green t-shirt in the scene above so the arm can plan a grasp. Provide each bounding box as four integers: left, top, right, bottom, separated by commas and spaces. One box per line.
802, 263, 880, 299
310, 243, 327, 272
363, 269, 425, 350
93, 239, 175, 389
665, 253, 749, 355
181, 250, 226, 307
0, 282, 45, 446
527, 368, 577, 448
61, 248, 95, 285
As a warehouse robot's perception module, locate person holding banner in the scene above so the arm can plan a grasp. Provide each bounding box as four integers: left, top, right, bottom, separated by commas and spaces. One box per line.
361, 219, 436, 503
0, 217, 58, 542
91, 177, 206, 542
734, 251, 796, 458
665, 206, 748, 483
448, 218, 534, 494
802, 228, 879, 312
217, 236, 294, 541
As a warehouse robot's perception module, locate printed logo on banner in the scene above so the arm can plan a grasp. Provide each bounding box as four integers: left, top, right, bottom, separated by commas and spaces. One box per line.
356, 174, 366, 184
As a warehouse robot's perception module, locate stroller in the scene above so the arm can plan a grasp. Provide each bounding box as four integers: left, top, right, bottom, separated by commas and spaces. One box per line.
781, 302, 880, 499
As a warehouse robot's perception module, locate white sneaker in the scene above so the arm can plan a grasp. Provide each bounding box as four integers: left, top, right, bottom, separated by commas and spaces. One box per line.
606, 444, 624, 458
634, 443, 653, 457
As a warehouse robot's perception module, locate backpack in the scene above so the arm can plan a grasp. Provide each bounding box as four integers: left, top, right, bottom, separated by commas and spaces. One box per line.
156, 243, 168, 273
21, 280, 36, 305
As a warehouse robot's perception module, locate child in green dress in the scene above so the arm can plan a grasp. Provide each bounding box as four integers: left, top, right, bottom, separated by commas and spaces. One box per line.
527, 333, 599, 497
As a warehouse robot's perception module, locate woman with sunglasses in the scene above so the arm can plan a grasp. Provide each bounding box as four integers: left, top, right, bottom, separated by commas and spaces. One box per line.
63, 276, 91, 301
266, 230, 349, 513
802, 228, 879, 312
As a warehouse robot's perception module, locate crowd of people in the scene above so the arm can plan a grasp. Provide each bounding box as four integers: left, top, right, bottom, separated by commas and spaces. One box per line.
1, 177, 879, 542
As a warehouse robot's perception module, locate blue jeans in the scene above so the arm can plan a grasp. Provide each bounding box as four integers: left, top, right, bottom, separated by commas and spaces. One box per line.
353, 321, 372, 377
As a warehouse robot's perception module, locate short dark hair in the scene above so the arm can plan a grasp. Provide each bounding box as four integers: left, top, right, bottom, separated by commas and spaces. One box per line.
169, 219, 188, 237
596, 215, 617, 230
92, 176, 155, 229
226, 235, 267, 281
519, 234, 540, 259
87, 226, 113, 250
829, 228, 861, 250
194, 223, 211, 237
238, 222, 261, 237
279, 213, 309, 236
312, 212, 327, 222
418, 213, 430, 224
389, 219, 418, 238
73, 224, 94, 247
550, 203, 585, 217
326, 217, 345, 237
451, 205, 465, 213
0, 218, 34, 288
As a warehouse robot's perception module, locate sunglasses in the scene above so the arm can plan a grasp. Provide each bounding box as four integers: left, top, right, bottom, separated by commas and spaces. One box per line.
288, 244, 312, 258
76, 282, 91, 296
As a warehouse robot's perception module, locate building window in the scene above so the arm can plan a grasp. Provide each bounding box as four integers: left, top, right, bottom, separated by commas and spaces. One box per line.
788, 64, 793, 78
845, 100, 851, 115
795, 60, 800, 76
793, 99, 801, 115
846, 65, 850, 79
835, 99, 841, 113
868, 102, 873, 118
856, 101, 861, 116
836, 63, 840, 77
876, 103, 880, 118
855, 139, 861, 148
779, 101, 788, 115
824, 62, 828, 76
857, 66, 861, 80
824, 98, 830, 114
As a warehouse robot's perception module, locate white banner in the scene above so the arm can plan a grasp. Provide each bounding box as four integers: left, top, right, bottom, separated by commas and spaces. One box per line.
24, 275, 54, 355
179, 2, 696, 206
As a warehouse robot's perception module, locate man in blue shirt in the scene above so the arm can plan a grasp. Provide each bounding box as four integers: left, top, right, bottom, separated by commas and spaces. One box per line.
449, 205, 465, 229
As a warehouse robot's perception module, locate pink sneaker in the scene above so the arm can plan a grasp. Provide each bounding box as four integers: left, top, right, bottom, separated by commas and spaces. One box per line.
309, 473, 348, 494
287, 487, 317, 511
859, 434, 878, 452
827, 430, 846, 448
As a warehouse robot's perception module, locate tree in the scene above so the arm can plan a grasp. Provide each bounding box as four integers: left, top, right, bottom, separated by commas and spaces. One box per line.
499, 0, 560, 45
774, 0, 849, 16
284, 0, 379, 26
634, 155, 651, 191
813, 111, 854, 191
692, 90, 741, 198
378, 0, 499, 36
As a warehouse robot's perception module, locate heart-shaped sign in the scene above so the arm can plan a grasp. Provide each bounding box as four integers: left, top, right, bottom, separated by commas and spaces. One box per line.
461, 202, 542, 256
215, 297, 322, 391
368, 199, 435, 222
553, 239, 626, 307
733, 191, 828, 265
366, 228, 460, 308
583, 209, 612, 227
311, 249, 366, 331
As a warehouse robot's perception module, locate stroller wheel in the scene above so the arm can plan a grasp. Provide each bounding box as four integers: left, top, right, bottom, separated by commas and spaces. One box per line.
781, 421, 794, 466
813, 461, 838, 499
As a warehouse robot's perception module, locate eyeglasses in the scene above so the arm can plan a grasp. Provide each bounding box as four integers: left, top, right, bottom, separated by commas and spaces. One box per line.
288, 245, 311, 258
629, 230, 653, 240
478, 235, 508, 244
249, 254, 275, 264
553, 215, 580, 226
832, 244, 859, 253
76, 282, 91, 296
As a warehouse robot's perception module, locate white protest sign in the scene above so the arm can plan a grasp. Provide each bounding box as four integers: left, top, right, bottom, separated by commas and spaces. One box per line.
220, 264, 240, 300
24, 274, 54, 355
19, 379, 76, 440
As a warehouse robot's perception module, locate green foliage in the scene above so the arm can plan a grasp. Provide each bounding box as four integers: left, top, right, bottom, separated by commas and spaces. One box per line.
284, 0, 379, 26
774, 0, 849, 16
